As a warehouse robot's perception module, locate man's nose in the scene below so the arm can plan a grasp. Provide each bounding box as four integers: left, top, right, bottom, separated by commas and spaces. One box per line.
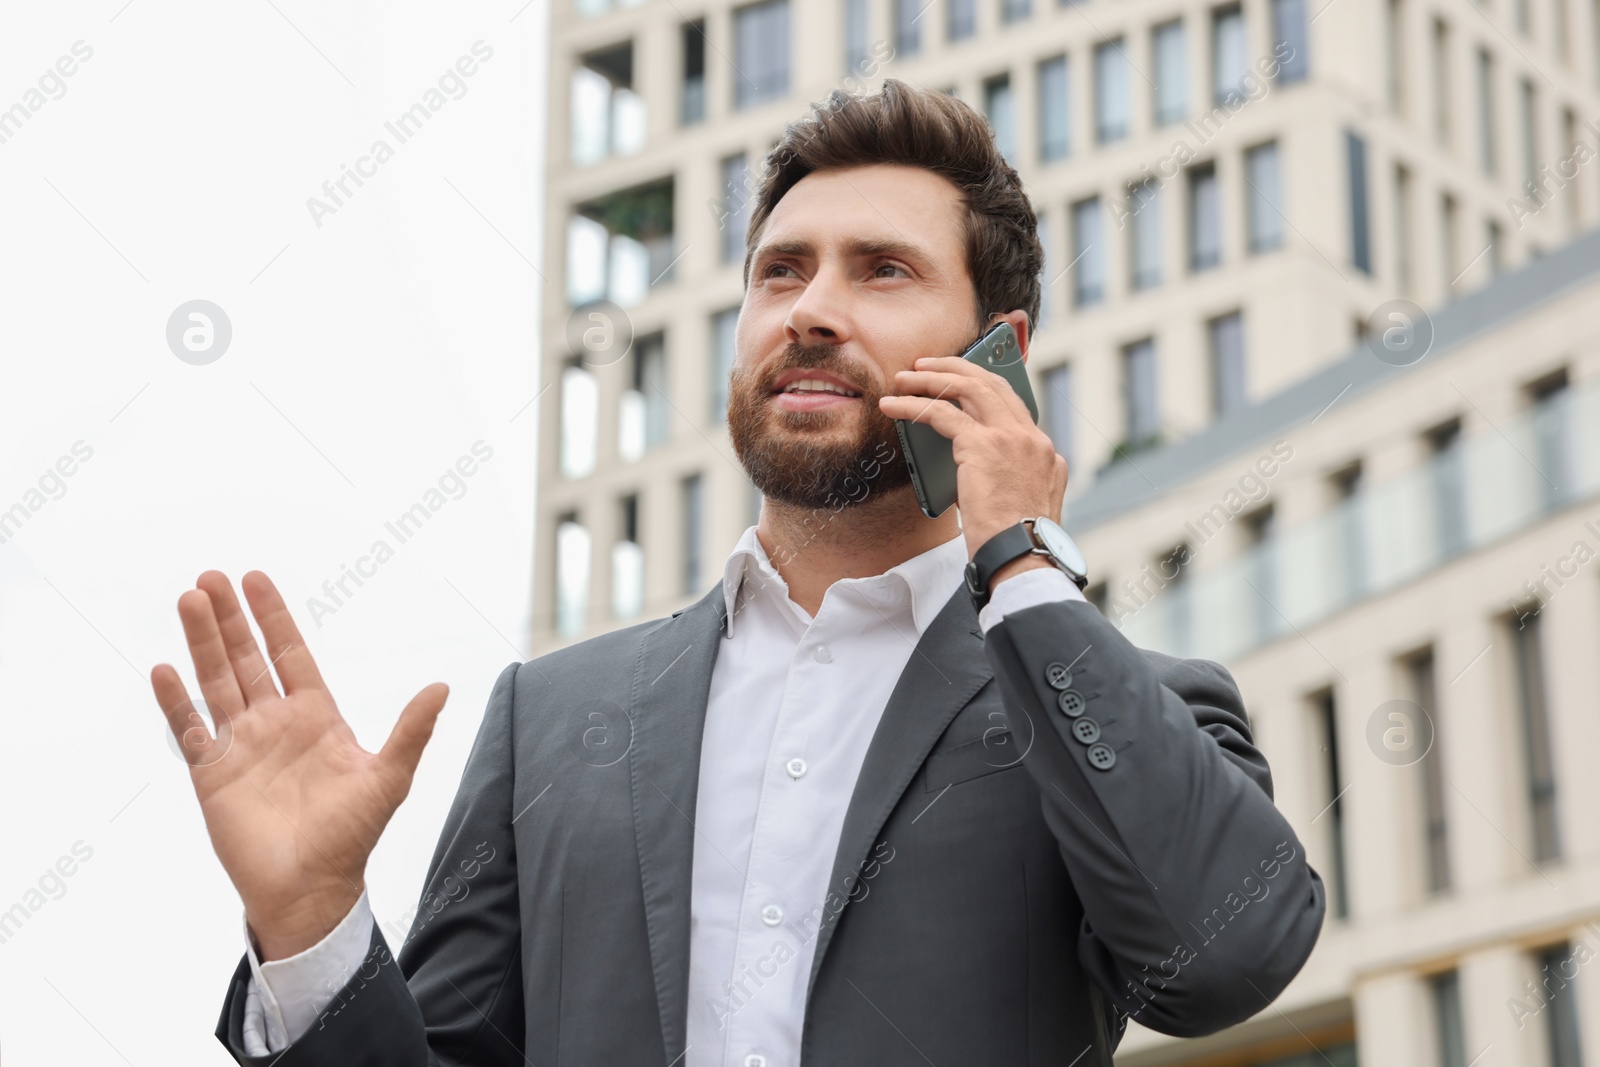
784, 267, 851, 344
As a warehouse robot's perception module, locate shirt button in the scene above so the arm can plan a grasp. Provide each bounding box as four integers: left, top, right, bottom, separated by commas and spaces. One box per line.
761, 904, 783, 926
813, 644, 833, 663
744, 1056, 767, 1067
786, 757, 808, 779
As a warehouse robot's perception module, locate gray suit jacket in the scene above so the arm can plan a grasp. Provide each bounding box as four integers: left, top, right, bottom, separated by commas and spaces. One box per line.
215, 582, 1325, 1066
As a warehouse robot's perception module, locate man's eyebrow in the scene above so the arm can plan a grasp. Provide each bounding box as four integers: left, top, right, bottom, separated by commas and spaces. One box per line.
751, 236, 933, 265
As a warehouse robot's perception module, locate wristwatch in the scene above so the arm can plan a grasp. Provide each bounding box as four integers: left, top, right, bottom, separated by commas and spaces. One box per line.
964, 516, 1089, 611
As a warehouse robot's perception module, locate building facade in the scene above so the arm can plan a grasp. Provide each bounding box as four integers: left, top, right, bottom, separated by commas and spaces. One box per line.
537, 0, 1600, 1063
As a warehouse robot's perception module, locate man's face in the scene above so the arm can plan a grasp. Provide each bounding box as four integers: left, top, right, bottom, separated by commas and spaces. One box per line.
727, 164, 984, 511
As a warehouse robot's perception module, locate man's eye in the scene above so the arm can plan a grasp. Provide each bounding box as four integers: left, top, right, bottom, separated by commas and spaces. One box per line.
874, 263, 909, 278
762, 262, 795, 279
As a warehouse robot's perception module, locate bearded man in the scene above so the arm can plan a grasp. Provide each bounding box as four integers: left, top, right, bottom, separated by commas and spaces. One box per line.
155, 79, 1324, 1067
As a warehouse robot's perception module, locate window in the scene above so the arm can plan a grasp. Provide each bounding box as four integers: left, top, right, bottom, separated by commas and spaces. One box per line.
1510, 607, 1561, 863
1189, 163, 1221, 270
948, 0, 977, 41
1246, 141, 1284, 252
1520, 78, 1538, 190
619, 334, 668, 460
1272, 0, 1309, 82
1432, 19, 1451, 145
1002, 0, 1032, 22
711, 308, 739, 421
1094, 40, 1130, 142
894, 0, 921, 56
1152, 21, 1187, 125
1212, 6, 1248, 103
1395, 164, 1414, 294
844, 0, 868, 74
1071, 197, 1105, 306
1536, 943, 1585, 1067
1037, 211, 1053, 324
1043, 363, 1074, 464
571, 43, 645, 167
1386, 0, 1404, 112
1245, 506, 1278, 642
720, 154, 751, 264
1348, 130, 1372, 273
1164, 544, 1194, 654
681, 21, 706, 125
734, 0, 790, 108
1431, 970, 1467, 1067
1426, 418, 1466, 558
1121, 338, 1159, 448
1529, 370, 1571, 510
1487, 219, 1503, 276
1332, 463, 1366, 599
1312, 690, 1351, 920
1038, 55, 1072, 162
556, 512, 591, 636
984, 74, 1016, 163
1476, 47, 1496, 175
682, 473, 705, 595
612, 495, 643, 619
1208, 311, 1247, 416
1563, 108, 1582, 227
571, 178, 677, 307
1129, 179, 1162, 290
1441, 192, 1459, 293
560, 358, 599, 479
1407, 648, 1451, 893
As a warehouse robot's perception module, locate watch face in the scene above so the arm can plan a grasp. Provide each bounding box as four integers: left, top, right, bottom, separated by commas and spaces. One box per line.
1032, 517, 1088, 579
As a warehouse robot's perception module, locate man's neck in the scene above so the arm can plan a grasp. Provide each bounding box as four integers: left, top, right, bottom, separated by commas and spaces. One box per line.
755, 488, 962, 618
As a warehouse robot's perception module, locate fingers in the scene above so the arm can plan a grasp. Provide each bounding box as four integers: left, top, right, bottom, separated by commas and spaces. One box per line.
240, 571, 327, 694
197, 571, 280, 706
177, 588, 246, 717
151, 663, 226, 768
376, 683, 449, 795
878, 394, 972, 440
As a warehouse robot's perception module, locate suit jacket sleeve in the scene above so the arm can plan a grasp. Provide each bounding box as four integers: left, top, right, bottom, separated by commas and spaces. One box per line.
983, 598, 1326, 1038
213, 660, 527, 1066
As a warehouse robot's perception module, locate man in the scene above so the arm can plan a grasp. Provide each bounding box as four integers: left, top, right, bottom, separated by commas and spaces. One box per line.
154, 79, 1324, 1066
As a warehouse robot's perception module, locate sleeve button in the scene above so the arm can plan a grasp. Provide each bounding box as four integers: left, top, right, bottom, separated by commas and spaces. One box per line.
1086, 743, 1116, 771
1057, 689, 1086, 717
1045, 662, 1074, 690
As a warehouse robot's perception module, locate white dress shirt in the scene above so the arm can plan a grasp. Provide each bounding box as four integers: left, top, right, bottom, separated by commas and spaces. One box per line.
240, 525, 1084, 1062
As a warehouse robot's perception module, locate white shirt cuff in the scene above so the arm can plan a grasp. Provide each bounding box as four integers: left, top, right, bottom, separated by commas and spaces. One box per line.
978, 565, 1086, 634
240, 889, 376, 1056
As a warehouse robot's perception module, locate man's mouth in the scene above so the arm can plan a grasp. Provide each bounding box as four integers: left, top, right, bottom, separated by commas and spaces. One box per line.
769, 375, 864, 411
776, 377, 862, 397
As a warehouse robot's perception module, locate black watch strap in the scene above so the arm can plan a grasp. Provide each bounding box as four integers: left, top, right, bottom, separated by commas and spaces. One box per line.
964, 522, 1038, 611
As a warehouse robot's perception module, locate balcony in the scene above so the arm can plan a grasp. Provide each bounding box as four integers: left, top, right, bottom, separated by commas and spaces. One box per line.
1116, 381, 1598, 660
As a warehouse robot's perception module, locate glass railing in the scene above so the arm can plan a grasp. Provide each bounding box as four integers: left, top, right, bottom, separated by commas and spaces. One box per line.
1117, 380, 1598, 661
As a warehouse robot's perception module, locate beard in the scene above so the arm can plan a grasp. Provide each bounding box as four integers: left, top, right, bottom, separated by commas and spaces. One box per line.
726, 340, 913, 511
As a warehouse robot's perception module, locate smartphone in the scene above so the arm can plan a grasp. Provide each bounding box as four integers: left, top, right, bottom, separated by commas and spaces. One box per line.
894, 320, 1039, 519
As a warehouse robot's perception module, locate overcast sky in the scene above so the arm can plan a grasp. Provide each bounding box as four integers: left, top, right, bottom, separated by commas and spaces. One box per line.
0, 3, 549, 1061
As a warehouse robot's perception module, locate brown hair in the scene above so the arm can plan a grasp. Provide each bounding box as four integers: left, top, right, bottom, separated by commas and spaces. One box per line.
743, 78, 1043, 335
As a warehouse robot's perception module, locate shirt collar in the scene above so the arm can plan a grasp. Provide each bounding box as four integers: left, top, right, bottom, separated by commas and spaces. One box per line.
719, 524, 967, 639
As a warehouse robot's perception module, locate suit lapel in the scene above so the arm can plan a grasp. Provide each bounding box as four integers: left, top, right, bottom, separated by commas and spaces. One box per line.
627, 583, 728, 1064
805, 585, 992, 1002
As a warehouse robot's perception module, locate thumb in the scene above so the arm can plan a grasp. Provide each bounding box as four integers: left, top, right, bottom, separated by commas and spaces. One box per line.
376, 682, 449, 793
